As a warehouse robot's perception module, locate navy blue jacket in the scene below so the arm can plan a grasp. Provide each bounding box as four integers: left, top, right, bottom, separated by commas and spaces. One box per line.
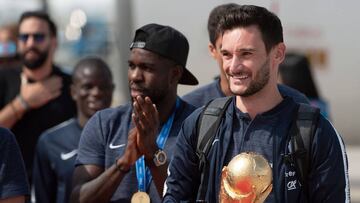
164, 97, 350, 203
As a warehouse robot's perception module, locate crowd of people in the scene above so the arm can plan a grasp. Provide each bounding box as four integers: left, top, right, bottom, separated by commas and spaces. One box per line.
0, 3, 349, 203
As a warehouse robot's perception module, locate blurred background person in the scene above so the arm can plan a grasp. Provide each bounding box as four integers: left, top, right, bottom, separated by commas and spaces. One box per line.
0, 11, 76, 182
32, 56, 114, 203
0, 23, 21, 69
279, 52, 331, 119
0, 127, 30, 203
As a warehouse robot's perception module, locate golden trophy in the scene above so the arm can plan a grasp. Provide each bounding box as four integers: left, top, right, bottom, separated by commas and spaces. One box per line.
219, 152, 272, 203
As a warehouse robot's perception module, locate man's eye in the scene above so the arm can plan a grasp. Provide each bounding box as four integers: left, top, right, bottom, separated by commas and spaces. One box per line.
128, 62, 135, 69
221, 52, 231, 58
242, 52, 252, 57
139, 65, 153, 72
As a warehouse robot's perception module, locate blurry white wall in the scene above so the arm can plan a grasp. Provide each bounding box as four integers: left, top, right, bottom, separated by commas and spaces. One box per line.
0, 0, 42, 23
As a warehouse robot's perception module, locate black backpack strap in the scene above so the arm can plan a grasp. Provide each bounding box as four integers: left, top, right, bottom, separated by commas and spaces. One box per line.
195, 96, 232, 201
289, 103, 320, 199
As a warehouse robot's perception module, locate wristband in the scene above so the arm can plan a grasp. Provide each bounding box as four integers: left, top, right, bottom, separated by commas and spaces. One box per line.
17, 94, 30, 111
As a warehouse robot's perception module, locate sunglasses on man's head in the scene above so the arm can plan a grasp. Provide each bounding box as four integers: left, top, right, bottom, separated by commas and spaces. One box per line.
18, 33, 46, 43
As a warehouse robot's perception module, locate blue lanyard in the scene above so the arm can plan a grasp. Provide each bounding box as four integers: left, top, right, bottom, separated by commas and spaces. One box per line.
135, 97, 181, 192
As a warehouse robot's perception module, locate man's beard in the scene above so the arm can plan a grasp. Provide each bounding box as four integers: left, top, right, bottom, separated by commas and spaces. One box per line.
239, 58, 270, 97
20, 48, 49, 70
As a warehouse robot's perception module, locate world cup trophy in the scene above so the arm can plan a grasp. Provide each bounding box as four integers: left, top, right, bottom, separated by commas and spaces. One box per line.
219, 152, 272, 203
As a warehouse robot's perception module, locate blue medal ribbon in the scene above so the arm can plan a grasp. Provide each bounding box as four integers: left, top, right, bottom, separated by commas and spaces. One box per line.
135, 97, 181, 192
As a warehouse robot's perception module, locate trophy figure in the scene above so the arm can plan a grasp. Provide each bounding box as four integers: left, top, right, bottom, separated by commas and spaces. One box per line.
219, 152, 272, 203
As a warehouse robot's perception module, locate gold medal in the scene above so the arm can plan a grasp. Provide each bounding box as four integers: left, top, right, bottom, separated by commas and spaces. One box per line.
131, 191, 150, 203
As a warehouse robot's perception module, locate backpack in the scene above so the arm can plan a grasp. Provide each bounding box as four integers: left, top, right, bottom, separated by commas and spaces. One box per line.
195, 96, 320, 201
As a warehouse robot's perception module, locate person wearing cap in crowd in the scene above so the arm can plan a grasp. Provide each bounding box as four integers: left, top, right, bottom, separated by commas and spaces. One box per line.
0, 127, 30, 203
0, 11, 76, 181
32, 56, 114, 203
182, 3, 309, 108
70, 23, 198, 203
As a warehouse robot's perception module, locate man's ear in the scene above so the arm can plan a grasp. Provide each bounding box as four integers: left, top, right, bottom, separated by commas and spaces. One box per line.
208, 43, 218, 59
51, 36, 58, 49
49, 37, 58, 57
171, 65, 183, 85
274, 42, 286, 64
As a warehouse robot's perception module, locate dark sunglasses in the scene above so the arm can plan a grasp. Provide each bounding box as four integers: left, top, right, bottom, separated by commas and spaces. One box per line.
18, 33, 46, 43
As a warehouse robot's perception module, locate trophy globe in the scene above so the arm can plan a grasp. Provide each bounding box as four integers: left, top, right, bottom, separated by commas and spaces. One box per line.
220, 152, 272, 203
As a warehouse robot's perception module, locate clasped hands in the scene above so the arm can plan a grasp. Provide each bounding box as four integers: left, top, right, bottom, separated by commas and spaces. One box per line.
119, 96, 160, 169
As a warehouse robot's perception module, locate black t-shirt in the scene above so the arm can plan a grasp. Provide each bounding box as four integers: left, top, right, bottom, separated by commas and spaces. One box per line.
0, 66, 76, 178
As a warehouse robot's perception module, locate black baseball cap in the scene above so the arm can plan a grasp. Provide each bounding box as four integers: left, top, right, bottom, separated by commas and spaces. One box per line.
130, 23, 198, 85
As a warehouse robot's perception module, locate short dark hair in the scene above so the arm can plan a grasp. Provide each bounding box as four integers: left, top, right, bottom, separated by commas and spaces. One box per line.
18, 10, 57, 37
217, 5, 283, 53
72, 56, 113, 83
207, 3, 239, 46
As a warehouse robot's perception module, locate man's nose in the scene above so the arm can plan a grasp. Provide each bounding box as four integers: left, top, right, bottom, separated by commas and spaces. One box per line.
229, 56, 243, 72
90, 86, 102, 96
129, 68, 143, 82
21, 35, 37, 47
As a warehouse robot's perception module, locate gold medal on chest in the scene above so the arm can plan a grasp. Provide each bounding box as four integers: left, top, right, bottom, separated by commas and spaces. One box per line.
131, 191, 150, 203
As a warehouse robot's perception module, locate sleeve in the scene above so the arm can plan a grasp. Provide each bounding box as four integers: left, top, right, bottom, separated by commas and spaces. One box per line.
75, 111, 106, 167
32, 134, 57, 203
0, 128, 30, 199
163, 109, 202, 202
309, 116, 350, 202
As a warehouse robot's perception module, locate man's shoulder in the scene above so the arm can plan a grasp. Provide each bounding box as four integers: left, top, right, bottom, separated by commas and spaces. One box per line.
97, 103, 132, 120
185, 80, 218, 94
182, 80, 224, 108
179, 98, 197, 111
0, 66, 21, 81
38, 118, 79, 144
278, 84, 310, 104
86, 104, 133, 133
52, 65, 72, 81
0, 127, 15, 146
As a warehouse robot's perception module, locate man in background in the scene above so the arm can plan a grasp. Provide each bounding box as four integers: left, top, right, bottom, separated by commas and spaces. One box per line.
0, 11, 76, 180
33, 56, 114, 203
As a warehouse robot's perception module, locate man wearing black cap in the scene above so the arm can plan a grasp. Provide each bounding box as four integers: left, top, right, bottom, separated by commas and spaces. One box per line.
70, 23, 198, 203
